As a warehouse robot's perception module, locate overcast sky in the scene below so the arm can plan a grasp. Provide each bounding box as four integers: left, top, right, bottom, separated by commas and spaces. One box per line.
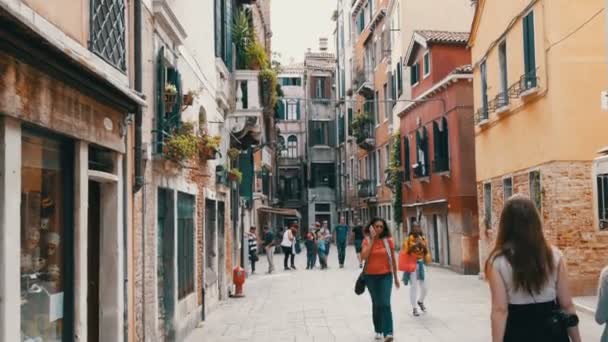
271, 0, 336, 65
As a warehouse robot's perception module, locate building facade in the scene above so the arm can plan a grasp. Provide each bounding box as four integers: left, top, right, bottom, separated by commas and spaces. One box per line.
470, 0, 608, 294
398, 31, 479, 274
0, 0, 143, 341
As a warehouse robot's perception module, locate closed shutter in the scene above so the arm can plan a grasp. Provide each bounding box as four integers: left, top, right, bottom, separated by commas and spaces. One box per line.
276, 100, 285, 120
433, 121, 440, 169
225, 0, 233, 71
348, 108, 353, 135
239, 148, 254, 200
328, 121, 336, 146
296, 100, 301, 120
310, 77, 316, 98
397, 59, 402, 96
422, 127, 429, 175
324, 77, 331, 99
403, 137, 410, 180
214, 0, 221, 57
442, 117, 449, 168
156, 47, 166, 153
523, 11, 536, 85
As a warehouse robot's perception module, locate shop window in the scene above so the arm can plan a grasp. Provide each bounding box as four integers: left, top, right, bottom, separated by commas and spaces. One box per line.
89, 145, 114, 173
21, 131, 73, 341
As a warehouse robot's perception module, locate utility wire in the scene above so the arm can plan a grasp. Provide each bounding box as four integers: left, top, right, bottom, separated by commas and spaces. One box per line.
546, 7, 604, 51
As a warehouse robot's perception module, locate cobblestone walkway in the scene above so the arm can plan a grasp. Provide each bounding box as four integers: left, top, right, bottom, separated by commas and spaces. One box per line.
185, 247, 602, 342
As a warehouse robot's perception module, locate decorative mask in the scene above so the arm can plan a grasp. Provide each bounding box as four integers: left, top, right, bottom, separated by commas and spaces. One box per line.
32, 257, 46, 272
46, 232, 60, 256
26, 228, 40, 251
47, 264, 60, 281
40, 218, 50, 231
21, 251, 33, 273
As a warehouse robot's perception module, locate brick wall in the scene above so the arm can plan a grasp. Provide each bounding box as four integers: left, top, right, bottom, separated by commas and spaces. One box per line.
478, 161, 608, 295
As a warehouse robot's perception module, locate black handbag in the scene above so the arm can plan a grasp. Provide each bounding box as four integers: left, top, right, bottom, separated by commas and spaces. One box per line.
355, 261, 368, 295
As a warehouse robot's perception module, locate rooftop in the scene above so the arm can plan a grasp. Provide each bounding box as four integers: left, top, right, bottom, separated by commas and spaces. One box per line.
415, 30, 470, 45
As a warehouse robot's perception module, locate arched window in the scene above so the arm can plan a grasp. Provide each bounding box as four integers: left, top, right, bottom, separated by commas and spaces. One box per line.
278, 136, 287, 157
287, 135, 298, 158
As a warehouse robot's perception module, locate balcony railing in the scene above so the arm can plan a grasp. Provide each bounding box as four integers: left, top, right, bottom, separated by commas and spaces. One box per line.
354, 68, 374, 98
507, 70, 540, 98
474, 106, 489, 125
357, 179, 377, 198
355, 122, 375, 150
495, 92, 509, 109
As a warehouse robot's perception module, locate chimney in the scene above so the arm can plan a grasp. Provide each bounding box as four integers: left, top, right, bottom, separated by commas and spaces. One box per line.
319, 37, 328, 51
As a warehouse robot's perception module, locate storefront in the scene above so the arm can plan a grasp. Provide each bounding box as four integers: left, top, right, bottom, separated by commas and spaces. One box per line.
0, 11, 142, 341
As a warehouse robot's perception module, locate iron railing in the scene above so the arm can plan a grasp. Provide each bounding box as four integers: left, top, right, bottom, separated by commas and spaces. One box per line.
495, 92, 509, 109
474, 107, 489, 125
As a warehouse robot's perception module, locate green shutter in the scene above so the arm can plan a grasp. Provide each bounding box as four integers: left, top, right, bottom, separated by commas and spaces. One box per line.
225, 0, 233, 71
404, 137, 410, 180
415, 131, 421, 165
442, 118, 449, 168
239, 148, 254, 200
523, 11, 536, 86
433, 121, 440, 167
214, 0, 221, 57
296, 100, 301, 120
277, 100, 285, 120
156, 47, 166, 153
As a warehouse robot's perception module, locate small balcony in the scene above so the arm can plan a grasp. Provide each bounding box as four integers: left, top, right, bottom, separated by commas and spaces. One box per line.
474, 106, 489, 127
507, 70, 540, 100
228, 70, 263, 147
354, 121, 376, 150
357, 179, 377, 198
494, 92, 510, 114
354, 68, 374, 99
278, 156, 304, 167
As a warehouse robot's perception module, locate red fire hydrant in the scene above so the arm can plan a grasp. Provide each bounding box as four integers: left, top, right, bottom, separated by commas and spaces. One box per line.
233, 265, 246, 298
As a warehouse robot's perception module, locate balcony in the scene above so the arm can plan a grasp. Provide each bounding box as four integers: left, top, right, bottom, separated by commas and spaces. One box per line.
310, 146, 336, 163
357, 179, 377, 199
518, 70, 540, 99
474, 107, 489, 127
278, 156, 304, 167
354, 68, 374, 98
353, 119, 375, 151
228, 70, 263, 147
494, 92, 510, 114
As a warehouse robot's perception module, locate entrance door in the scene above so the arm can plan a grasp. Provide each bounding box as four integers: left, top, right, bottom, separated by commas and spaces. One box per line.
157, 189, 175, 340
217, 201, 226, 299
87, 181, 101, 342
443, 216, 450, 265
432, 215, 440, 263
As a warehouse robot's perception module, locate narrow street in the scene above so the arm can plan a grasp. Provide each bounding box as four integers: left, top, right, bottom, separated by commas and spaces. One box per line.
186, 247, 603, 342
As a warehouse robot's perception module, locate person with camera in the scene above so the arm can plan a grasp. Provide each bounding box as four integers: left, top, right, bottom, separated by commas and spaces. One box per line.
486, 195, 581, 342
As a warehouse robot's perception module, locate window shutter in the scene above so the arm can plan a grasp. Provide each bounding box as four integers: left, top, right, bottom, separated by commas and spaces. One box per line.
176, 70, 183, 125
415, 131, 421, 164
348, 108, 353, 135
310, 77, 316, 98
214, 0, 221, 57
225, 0, 233, 71
156, 47, 166, 153
328, 121, 336, 146
239, 148, 254, 200
296, 100, 301, 120
433, 121, 440, 163
277, 100, 285, 120
324, 77, 331, 99
524, 11, 536, 85
403, 137, 410, 180
442, 117, 449, 164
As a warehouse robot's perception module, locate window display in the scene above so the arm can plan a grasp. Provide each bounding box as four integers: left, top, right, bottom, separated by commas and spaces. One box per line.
21, 132, 70, 342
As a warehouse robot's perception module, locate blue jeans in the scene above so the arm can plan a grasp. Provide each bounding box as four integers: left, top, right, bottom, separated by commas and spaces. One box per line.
306, 253, 316, 268
365, 274, 393, 336
337, 241, 346, 265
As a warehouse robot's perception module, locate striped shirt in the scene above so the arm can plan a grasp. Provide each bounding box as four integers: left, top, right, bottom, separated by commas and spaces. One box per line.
248, 233, 258, 254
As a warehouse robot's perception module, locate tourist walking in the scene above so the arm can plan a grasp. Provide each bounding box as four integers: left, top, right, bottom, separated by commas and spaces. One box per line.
401, 227, 431, 317
247, 226, 258, 274
335, 216, 349, 268
352, 220, 364, 268
262, 226, 275, 274
321, 221, 332, 257
281, 224, 296, 270
316, 230, 328, 269
596, 265, 608, 341
361, 217, 399, 342
305, 232, 317, 269
486, 195, 581, 342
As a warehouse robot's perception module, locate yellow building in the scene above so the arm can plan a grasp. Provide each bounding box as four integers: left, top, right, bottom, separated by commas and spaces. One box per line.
469, 0, 608, 295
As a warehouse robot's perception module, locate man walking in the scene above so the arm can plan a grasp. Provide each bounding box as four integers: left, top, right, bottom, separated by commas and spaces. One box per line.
247, 226, 259, 274
352, 219, 364, 268
334, 216, 349, 268
262, 226, 275, 273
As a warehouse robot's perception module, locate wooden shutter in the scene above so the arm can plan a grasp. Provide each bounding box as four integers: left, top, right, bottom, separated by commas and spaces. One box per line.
324, 77, 331, 99
156, 47, 166, 153
239, 148, 254, 200
214, 0, 221, 57
296, 100, 301, 120
442, 117, 449, 165
433, 121, 440, 166
523, 12, 536, 75
310, 77, 316, 98
277, 100, 285, 120
225, 0, 233, 71
403, 137, 410, 180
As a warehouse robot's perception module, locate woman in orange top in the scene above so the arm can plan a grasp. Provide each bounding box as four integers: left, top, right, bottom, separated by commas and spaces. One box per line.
361, 217, 400, 342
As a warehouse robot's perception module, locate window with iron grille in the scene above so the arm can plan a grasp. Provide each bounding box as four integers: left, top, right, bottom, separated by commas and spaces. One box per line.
597, 174, 608, 230
90, 0, 126, 71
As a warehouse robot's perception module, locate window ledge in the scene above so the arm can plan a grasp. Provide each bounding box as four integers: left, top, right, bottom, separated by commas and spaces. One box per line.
496, 104, 511, 116
477, 118, 490, 128
417, 176, 430, 183
435, 170, 450, 178
520, 86, 540, 100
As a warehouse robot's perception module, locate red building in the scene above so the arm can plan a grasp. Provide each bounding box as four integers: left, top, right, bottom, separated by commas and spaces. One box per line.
398, 31, 479, 274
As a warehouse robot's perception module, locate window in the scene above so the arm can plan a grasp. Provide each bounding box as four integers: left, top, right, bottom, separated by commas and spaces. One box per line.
340, 68, 346, 98
374, 150, 380, 186
90, 0, 126, 71
432, 118, 449, 173
523, 11, 537, 89
350, 158, 355, 188
278, 136, 287, 157
177, 192, 195, 299
498, 41, 509, 106
383, 83, 389, 121
341, 161, 346, 192
357, 10, 365, 34
597, 174, 608, 230
484, 183, 492, 229
338, 112, 346, 144
403, 136, 411, 181
310, 121, 334, 146
371, 40, 377, 69
480, 60, 488, 119
374, 91, 380, 124
410, 62, 420, 86
214, 0, 233, 70
156, 47, 183, 153
385, 144, 390, 182
414, 128, 429, 177
503, 177, 513, 202
358, 159, 362, 182
280, 77, 302, 86
287, 135, 298, 158
315, 203, 331, 212
529, 170, 541, 211
286, 99, 300, 121
348, 108, 354, 136
311, 164, 336, 188
423, 51, 431, 77
397, 59, 403, 96
313, 77, 329, 99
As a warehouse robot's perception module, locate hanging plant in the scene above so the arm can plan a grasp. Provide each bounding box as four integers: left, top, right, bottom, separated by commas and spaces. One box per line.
351, 112, 373, 143
228, 147, 241, 160
228, 168, 243, 183
199, 134, 222, 160
163, 122, 198, 164
259, 68, 278, 110
247, 40, 269, 70
183, 89, 199, 106
164, 83, 178, 111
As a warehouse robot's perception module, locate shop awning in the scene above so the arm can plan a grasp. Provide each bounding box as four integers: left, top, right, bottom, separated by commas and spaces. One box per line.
257, 206, 301, 219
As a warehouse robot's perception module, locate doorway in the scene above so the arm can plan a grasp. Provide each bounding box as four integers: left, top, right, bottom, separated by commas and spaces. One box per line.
432, 215, 440, 263
87, 181, 101, 342
217, 201, 226, 299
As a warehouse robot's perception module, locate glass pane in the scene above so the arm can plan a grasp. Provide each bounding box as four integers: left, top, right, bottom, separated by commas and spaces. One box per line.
21, 133, 68, 341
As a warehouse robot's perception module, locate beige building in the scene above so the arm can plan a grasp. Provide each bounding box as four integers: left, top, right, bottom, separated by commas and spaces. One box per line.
470, 0, 608, 295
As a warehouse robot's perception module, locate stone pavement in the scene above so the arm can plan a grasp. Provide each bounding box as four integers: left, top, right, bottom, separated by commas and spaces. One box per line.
185, 247, 603, 342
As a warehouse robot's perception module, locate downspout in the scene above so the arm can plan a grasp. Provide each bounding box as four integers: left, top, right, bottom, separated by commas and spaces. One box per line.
133, 0, 144, 341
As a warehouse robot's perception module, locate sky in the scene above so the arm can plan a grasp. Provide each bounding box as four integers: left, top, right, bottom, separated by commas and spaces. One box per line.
271, 0, 337, 65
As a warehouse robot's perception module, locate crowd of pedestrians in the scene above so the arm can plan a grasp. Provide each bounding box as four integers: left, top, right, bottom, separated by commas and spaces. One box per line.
245, 194, 608, 342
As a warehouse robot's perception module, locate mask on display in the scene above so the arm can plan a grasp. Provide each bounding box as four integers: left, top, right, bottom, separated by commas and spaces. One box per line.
32, 257, 46, 273
21, 251, 33, 273
46, 232, 60, 256
26, 228, 40, 251
40, 218, 49, 231
47, 264, 60, 281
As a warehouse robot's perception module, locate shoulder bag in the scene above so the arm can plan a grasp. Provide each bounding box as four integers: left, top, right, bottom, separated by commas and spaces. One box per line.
355, 238, 371, 295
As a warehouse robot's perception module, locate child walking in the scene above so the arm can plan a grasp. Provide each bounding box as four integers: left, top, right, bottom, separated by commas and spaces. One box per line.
316, 230, 328, 269
305, 232, 317, 269
402, 227, 431, 317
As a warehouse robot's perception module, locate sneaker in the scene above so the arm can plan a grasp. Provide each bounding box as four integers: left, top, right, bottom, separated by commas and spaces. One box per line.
413, 308, 420, 317
284, 267, 291, 271
291, 266, 297, 270
384, 335, 394, 342
418, 301, 427, 312
339, 264, 344, 268
374, 333, 383, 340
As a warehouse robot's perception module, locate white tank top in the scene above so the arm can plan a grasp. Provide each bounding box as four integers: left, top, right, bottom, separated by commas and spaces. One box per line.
281, 230, 293, 247
492, 246, 562, 305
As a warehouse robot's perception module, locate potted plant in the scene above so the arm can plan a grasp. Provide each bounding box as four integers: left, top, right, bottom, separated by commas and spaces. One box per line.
183, 90, 197, 106
163, 122, 198, 164
164, 83, 178, 112
246, 40, 269, 70
227, 168, 243, 183
228, 147, 241, 160
259, 68, 278, 110
199, 134, 222, 160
